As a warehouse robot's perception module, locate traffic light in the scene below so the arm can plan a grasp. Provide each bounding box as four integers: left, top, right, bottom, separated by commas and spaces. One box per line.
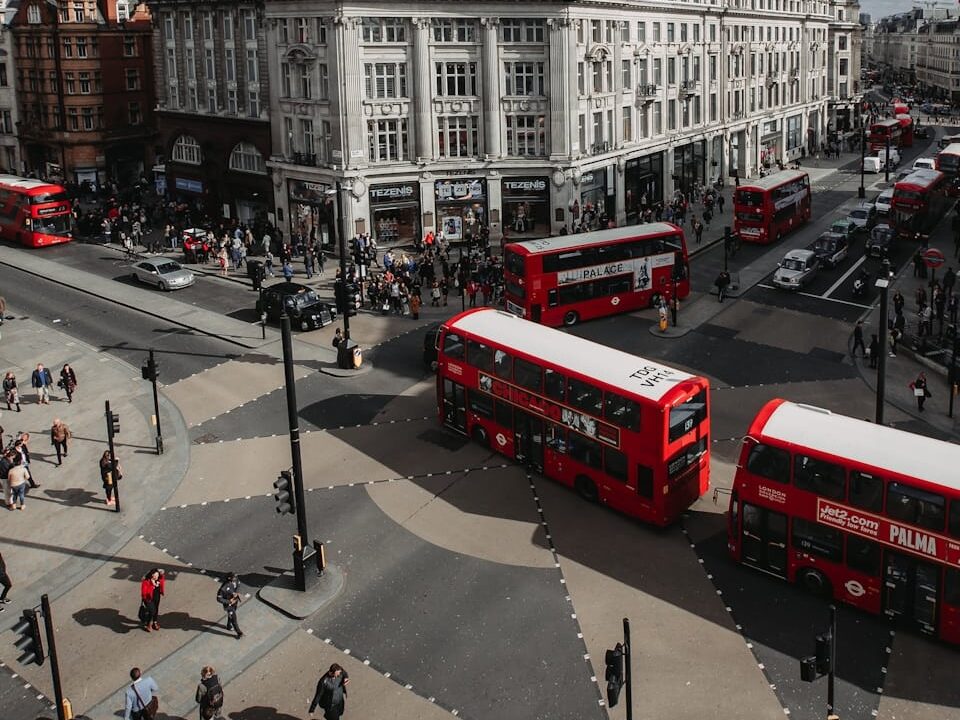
108, 411, 120, 437
604, 643, 624, 708
334, 279, 346, 314
274, 470, 295, 515
13, 609, 45, 666
345, 281, 361, 314
800, 655, 818, 682
815, 633, 832, 675
141, 358, 159, 382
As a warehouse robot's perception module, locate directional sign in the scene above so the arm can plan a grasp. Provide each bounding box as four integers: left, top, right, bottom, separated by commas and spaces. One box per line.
922, 247, 946, 269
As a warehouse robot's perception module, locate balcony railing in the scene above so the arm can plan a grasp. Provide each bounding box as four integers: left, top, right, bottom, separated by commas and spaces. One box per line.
590, 141, 611, 155
289, 152, 318, 167
636, 83, 659, 96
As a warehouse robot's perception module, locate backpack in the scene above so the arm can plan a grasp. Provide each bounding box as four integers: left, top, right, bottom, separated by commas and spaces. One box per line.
202, 676, 224, 709
216, 582, 232, 606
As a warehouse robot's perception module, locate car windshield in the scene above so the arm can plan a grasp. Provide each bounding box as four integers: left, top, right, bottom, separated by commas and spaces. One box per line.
871, 227, 893, 243
831, 223, 849, 232
850, 210, 867, 219
156, 262, 182, 274
815, 239, 836, 252
782, 259, 805, 271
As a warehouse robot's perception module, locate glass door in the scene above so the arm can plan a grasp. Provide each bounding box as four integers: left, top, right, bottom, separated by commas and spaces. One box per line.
740, 503, 788, 577
514, 410, 544, 471
883, 551, 939, 635
442, 378, 467, 433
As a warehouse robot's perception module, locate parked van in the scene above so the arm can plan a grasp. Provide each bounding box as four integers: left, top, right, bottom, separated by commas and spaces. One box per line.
862, 156, 882, 173
878, 148, 901, 168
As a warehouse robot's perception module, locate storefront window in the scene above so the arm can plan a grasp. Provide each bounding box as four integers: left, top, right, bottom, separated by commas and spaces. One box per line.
369, 182, 420, 247
501, 177, 550, 239
625, 154, 664, 224
575, 168, 615, 230
672, 140, 705, 195
435, 178, 486, 242
288, 179, 334, 249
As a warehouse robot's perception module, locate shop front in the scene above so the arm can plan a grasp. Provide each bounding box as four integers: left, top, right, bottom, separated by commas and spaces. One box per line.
435, 178, 487, 243
624, 154, 663, 224
672, 140, 706, 195
501, 176, 550, 239
288, 179, 335, 250
760, 120, 781, 170
574, 166, 615, 230
369, 181, 420, 248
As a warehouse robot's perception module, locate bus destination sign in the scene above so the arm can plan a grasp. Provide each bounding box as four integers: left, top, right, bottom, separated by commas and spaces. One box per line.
478, 372, 620, 447
817, 498, 960, 567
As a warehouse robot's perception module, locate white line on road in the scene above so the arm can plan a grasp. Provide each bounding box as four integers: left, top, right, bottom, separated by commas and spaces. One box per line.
823, 255, 866, 298
756, 283, 873, 309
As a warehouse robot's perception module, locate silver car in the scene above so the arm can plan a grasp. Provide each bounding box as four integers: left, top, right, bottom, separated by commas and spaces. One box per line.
773, 249, 819, 290
131, 259, 196, 291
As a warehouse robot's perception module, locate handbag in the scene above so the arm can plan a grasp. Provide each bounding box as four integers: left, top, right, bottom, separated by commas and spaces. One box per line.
132, 683, 158, 720
914, 388, 925, 397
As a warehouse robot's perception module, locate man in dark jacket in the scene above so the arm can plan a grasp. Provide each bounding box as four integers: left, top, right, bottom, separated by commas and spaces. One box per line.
30, 364, 53, 404
0, 551, 12, 606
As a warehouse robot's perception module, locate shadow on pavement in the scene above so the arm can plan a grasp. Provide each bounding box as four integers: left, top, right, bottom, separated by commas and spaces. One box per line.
227, 707, 300, 720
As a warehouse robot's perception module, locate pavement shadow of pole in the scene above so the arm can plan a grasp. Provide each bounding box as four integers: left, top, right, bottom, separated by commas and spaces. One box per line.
227, 707, 302, 720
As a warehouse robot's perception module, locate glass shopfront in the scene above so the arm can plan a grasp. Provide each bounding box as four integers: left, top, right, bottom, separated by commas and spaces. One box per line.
435, 178, 487, 243
288, 179, 335, 250
672, 140, 706, 195
574, 166, 615, 230
501, 176, 550, 239
369, 182, 420, 247
625, 153, 664, 224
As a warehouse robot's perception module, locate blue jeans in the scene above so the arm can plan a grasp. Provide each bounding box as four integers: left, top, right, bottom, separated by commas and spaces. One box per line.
10, 484, 25, 506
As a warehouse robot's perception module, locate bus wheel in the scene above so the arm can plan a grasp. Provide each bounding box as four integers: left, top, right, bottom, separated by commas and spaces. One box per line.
649, 292, 662, 309
776, 232, 783, 243
575, 475, 598, 503
563, 310, 579, 326
798, 568, 831, 598
471, 425, 489, 448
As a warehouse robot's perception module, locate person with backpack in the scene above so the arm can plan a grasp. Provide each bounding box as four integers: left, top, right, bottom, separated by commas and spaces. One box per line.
217, 572, 243, 639
195, 665, 224, 719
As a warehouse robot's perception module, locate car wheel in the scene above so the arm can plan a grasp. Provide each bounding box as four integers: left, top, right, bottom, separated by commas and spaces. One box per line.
562, 310, 579, 326
158, 281, 168, 291
131, 272, 138, 283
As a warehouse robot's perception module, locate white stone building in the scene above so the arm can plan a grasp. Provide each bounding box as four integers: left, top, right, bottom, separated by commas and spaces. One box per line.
264, 2, 842, 248
916, 15, 960, 102
0, 0, 21, 174
871, 10, 923, 86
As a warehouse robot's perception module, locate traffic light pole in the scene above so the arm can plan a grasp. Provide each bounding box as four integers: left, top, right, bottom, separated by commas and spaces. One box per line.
876, 278, 890, 425
105, 400, 120, 513
280, 313, 309, 590
623, 617, 633, 720
41, 594, 66, 720
827, 605, 837, 719
148, 349, 163, 455
335, 183, 350, 342
884, 133, 891, 184
858, 125, 866, 199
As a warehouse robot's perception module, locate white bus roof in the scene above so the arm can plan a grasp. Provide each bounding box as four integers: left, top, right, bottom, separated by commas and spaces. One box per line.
446, 309, 697, 403
896, 168, 944, 190
736, 169, 808, 192
507, 223, 679, 255
871, 118, 900, 128
0, 174, 61, 191
938, 143, 960, 156
759, 401, 960, 491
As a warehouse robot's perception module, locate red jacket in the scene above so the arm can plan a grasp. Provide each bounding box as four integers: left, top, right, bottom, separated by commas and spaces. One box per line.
140, 576, 165, 603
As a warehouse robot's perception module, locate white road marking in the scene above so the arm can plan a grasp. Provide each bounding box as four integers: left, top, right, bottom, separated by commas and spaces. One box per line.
756, 283, 873, 308
823, 255, 866, 297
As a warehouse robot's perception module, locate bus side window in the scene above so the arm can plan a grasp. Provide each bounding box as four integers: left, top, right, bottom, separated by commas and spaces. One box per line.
846, 536, 881, 577
946, 568, 960, 606
636, 464, 653, 498
547, 289, 558, 307
791, 518, 843, 562
544, 368, 565, 402
567, 377, 603, 415
949, 500, 960, 539
887, 482, 946, 532
546, 423, 567, 453
604, 391, 640, 431
746, 443, 790, 483
494, 349, 513, 380
468, 390, 493, 419
848, 471, 883, 513
494, 399, 513, 428
442, 332, 465, 360
568, 433, 602, 469
793, 455, 845, 500
467, 339, 494, 373
514, 357, 543, 393
604, 447, 628, 483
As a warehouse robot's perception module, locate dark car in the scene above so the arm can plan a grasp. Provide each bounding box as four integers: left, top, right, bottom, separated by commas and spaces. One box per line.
260, 282, 337, 330
811, 232, 849, 268
914, 126, 931, 139
423, 323, 441, 369
866, 223, 895, 258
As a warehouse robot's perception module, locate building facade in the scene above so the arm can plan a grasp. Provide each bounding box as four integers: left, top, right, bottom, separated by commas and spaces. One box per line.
148, 0, 272, 223
0, 2, 21, 174
916, 16, 960, 102
10, 0, 155, 187
262, 1, 846, 249
826, 0, 862, 136
870, 9, 923, 87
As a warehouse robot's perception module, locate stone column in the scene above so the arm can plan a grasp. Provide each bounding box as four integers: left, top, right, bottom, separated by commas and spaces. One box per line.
547, 17, 573, 159
480, 17, 501, 158
411, 17, 433, 161
333, 16, 365, 170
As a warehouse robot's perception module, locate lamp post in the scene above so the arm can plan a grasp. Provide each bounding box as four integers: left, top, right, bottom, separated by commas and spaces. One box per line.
876, 276, 890, 424
858, 125, 867, 199
884, 132, 891, 184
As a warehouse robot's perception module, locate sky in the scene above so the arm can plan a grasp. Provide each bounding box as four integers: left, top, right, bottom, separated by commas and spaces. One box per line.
858, 0, 954, 20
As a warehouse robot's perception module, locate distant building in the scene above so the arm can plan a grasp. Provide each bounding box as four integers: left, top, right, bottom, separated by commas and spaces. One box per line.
0, 0, 21, 173
870, 9, 923, 85
10, 0, 156, 188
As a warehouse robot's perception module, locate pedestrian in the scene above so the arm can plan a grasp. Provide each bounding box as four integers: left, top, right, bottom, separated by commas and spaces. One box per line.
264, 249, 275, 277
692, 217, 703, 245
910, 371, 932, 412
6, 456, 28, 510
217, 572, 243, 639
893, 289, 905, 316
282, 261, 294, 282
430, 280, 441, 307
867, 334, 879, 368
50, 418, 71, 466
15, 434, 38, 488
717, 194, 725, 214
139, 568, 165, 632
123, 667, 159, 720
99, 449, 120, 506
195, 665, 224, 719
3, 372, 20, 412
304, 246, 315, 279
30, 363, 53, 404
309, 663, 350, 720
59, 364, 77, 403
852, 321, 866, 357
715, 270, 731, 303
409, 293, 421, 320
0, 551, 12, 608
331, 328, 343, 350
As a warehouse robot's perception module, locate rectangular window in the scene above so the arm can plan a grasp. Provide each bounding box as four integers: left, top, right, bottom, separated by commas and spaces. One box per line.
951, 501, 960, 538
367, 118, 408, 162
544, 368, 565, 402
605, 447, 628, 482
467, 339, 495, 373
437, 115, 480, 158
128, 101, 142, 125
887, 482, 946, 532
125, 68, 140, 91
468, 390, 493, 419
300, 118, 314, 154
246, 50, 258, 83
792, 517, 843, 562
506, 115, 546, 157
652, 101, 662, 135
434, 62, 475, 97
746, 443, 790, 483
248, 90, 260, 117
604, 391, 640, 430
297, 65, 312, 99
652, 22, 661, 42
203, 12, 214, 41
79, 71, 90, 94
667, 99, 676, 130
637, 22, 645, 42
500, 18, 545, 43
223, 11, 234, 41
667, 23, 675, 43
621, 60, 631, 89
296, 17, 310, 44
225, 49, 236, 83
794, 455, 845, 499
81, 107, 94, 130
494, 348, 513, 380
505, 62, 544, 97
67, 107, 78, 130
227, 88, 237, 114
280, 63, 291, 98
568, 433, 602, 470
123, 36, 137, 57
65, 73, 75, 94
622, 106, 632, 143
846, 536, 881, 576
513, 358, 542, 393
567, 378, 602, 416
653, 59, 662, 85
62, 38, 73, 58
432, 18, 476, 43
361, 17, 406, 43
243, 9, 256, 40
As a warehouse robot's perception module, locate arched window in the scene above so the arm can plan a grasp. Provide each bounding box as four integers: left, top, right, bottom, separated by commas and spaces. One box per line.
172, 135, 203, 164
229, 141, 266, 174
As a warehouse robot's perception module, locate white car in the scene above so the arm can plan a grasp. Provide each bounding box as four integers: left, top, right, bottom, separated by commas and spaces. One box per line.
131, 259, 196, 291
875, 189, 894, 215
913, 157, 936, 171
773, 249, 819, 290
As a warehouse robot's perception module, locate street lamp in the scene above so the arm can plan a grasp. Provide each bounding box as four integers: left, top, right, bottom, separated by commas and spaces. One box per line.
876, 276, 890, 424
858, 125, 866, 199
327, 183, 360, 369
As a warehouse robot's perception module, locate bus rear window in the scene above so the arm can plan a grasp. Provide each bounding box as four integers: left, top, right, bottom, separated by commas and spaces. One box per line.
31, 191, 70, 204
736, 190, 763, 206
504, 250, 525, 277
668, 389, 706, 442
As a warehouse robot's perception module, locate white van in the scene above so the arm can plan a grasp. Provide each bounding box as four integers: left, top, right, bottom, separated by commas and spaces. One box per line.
913, 157, 936, 171
878, 148, 900, 168
862, 156, 882, 174
875, 189, 894, 215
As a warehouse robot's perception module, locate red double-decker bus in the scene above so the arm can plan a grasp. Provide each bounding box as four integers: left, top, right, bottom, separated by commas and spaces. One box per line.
891, 168, 948, 238
436, 308, 710, 526
896, 113, 914, 147
502, 224, 690, 327
869, 119, 902, 152
0, 175, 73, 247
733, 169, 811, 244
728, 399, 960, 644
936, 142, 960, 178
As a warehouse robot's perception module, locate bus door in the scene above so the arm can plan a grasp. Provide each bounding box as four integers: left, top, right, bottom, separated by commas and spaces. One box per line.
513, 410, 544, 471
740, 503, 788, 577
441, 378, 467, 434
883, 551, 938, 634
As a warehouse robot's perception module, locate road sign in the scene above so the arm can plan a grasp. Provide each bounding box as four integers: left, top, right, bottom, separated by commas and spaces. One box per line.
922, 248, 946, 269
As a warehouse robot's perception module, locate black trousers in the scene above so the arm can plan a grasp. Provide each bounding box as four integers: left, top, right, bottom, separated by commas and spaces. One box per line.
225, 605, 241, 635
0, 571, 11, 601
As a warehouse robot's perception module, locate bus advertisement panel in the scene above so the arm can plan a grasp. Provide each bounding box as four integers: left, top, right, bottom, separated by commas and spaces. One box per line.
733, 170, 811, 244
869, 119, 902, 152
503, 224, 690, 327
891, 169, 948, 238
0, 175, 72, 247
436, 308, 711, 526
727, 399, 960, 644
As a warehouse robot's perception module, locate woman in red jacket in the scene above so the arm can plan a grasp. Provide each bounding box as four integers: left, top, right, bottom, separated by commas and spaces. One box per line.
139, 568, 165, 632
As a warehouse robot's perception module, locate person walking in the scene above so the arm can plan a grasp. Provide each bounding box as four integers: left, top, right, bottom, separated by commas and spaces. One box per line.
868, 334, 879, 369
409, 293, 421, 320
139, 568, 165, 632
852, 321, 866, 358
6, 457, 28, 510
910, 371, 932, 412
304, 246, 315, 280
123, 667, 159, 720
717, 193, 725, 214
15, 434, 37, 488
195, 665, 224, 719
50, 418, 71, 466
30, 363, 53, 404
99, 449, 120, 506
59, 364, 77, 403
692, 217, 704, 245
715, 270, 731, 303
309, 663, 350, 720
217, 572, 243, 639
0, 551, 12, 608
3, 372, 20, 412
282, 260, 294, 282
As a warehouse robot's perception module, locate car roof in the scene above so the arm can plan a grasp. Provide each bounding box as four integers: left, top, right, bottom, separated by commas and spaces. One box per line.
878, 189, 894, 199
832, 218, 855, 224
816, 232, 845, 241
784, 249, 816, 260
138, 258, 179, 268
264, 281, 314, 296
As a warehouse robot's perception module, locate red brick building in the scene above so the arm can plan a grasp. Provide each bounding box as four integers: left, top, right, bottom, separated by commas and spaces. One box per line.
11, 0, 155, 188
